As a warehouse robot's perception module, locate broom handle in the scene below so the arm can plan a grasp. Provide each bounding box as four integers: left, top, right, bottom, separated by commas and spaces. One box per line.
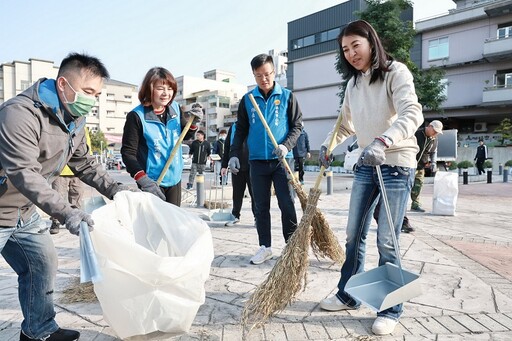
375, 164, 405, 285
313, 112, 344, 190
156, 115, 195, 185
248, 94, 295, 179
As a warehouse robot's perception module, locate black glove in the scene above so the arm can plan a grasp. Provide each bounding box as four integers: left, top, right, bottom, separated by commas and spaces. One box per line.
228, 157, 240, 175
318, 145, 333, 168
357, 139, 387, 167
136, 175, 165, 200
65, 208, 94, 236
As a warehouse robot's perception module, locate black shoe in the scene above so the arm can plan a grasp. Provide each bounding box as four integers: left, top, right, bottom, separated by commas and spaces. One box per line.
20, 328, 80, 341
410, 206, 425, 212
186, 183, 193, 190
49, 222, 60, 235
401, 224, 415, 233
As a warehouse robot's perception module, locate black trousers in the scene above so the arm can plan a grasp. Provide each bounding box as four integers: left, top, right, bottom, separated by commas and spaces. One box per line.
231, 169, 255, 219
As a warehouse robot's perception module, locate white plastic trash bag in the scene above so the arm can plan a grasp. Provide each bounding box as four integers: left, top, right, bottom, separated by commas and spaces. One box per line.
90, 191, 214, 340
432, 171, 458, 216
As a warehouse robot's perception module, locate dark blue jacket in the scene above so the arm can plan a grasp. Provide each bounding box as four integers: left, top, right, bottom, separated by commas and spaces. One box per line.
293, 129, 310, 158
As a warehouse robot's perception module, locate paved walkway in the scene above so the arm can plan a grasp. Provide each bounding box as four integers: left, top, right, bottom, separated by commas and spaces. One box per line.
1, 171, 511, 340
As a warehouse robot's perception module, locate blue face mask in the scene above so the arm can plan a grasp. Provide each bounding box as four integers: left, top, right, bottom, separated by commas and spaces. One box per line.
62, 78, 97, 117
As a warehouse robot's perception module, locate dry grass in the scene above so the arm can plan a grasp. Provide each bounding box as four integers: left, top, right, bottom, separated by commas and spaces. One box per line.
203, 200, 230, 209
241, 188, 320, 333
60, 277, 98, 303
292, 180, 345, 264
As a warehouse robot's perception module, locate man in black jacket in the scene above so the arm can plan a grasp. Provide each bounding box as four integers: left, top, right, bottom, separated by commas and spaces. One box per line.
187, 130, 211, 189
474, 139, 487, 175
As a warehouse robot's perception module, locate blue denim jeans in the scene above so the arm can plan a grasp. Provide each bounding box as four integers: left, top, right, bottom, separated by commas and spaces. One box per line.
249, 159, 297, 247
335, 165, 414, 320
0, 213, 59, 339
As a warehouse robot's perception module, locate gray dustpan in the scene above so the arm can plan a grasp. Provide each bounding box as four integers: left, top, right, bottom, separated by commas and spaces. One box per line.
345, 165, 421, 312
210, 179, 234, 222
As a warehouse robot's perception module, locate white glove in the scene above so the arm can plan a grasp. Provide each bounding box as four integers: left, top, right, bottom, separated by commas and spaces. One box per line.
65, 209, 94, 236
273, 144, 288, 158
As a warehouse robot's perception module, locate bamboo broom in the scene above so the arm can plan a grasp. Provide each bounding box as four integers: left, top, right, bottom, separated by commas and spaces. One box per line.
241, 95, 344, 331
247, 94, 344, 263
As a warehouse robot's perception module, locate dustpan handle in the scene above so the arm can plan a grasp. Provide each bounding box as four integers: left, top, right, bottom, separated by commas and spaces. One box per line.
375, 165, 405, 285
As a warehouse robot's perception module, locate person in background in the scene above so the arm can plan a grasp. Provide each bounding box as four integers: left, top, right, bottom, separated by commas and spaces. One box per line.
0, 52, 134, 341
409, 120, 443, 213
293, 122, 311, 185
187, 130, 211, 189
121, 67, 201, 206
221, 122, 255, 226
50, 127, 93, 234
213, 129, 227, 186
228, 53, 302, 265
474, 138, 487, 175
317, 20, 423, 335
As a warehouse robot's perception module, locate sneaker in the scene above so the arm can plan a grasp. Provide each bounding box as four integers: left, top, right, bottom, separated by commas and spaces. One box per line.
20, 328, 80, 341
319, 295, 356, 311
401, 220, 415, 233
250, 246, 272, 265
49, 222, 60, 235
225, 217, 240, 227
410, 205, 425, 212
372, 316, 399, 335
186, 183, 193, 190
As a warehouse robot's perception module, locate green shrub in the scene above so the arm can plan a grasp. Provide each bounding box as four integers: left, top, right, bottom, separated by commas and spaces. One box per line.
483, 160, 493, 169
331, 160, 344, 167
505, 160, 512, 167
448, 161, 458, 170
304, 160, 319, 166
457, 160, 473, 169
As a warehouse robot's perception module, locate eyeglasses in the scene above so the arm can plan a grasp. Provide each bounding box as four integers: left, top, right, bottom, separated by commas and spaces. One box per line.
253, 70, 275, 80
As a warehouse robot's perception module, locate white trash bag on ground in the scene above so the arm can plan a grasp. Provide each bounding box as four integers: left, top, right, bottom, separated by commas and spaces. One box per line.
90, 191, 214, 340
432, 171, 458, 216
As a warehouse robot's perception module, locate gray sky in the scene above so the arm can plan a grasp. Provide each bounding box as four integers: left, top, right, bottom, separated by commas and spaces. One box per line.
0, 0, 455, 86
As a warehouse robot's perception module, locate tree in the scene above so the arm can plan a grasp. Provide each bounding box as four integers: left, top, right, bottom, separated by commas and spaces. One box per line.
336, 0, 446, 112
494, 118, 512, 145
89, 129, 108, 154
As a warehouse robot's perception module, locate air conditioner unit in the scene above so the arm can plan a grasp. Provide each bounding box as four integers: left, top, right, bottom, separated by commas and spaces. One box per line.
474, 122, 487, 132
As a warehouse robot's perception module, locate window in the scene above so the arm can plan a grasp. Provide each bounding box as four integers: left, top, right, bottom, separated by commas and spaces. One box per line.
494, 69, 512, 88
106, 110, 115, 116
497, 23, 512, 39
21, 80, 31, 90
428, 37, 449, 61
292, 27, 340, 50
106, 93, 115, 101
124, 95, 131, 100
91, 108, 98, 117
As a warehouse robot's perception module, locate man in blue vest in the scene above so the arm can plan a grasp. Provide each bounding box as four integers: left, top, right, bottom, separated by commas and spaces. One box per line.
229, 53, 302, 265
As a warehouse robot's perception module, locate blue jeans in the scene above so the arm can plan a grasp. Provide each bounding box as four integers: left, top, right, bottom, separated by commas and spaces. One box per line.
0, 213, 59, 339
249, 159, 297, 247
335, 165, 414, 320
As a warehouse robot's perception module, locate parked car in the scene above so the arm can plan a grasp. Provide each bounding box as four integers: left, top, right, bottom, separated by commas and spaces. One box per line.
182, 144, 192, 170
344, 139, 360, 172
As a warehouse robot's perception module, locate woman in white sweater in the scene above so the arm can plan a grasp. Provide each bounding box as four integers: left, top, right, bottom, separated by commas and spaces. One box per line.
318, 20, 423, 335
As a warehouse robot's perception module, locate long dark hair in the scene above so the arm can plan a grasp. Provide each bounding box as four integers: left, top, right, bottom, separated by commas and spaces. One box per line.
338, 20, 392, 85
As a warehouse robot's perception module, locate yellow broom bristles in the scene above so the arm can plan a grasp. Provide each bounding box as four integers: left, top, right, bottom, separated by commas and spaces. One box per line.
291, 180, 345, 264
241, 188, 321, 332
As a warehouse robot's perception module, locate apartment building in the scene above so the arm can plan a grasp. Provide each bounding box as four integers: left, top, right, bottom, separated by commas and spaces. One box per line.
0, 57, 138, 145
287, 0, 512, 150
415, 0, 512, 147
175, 69, 247, 143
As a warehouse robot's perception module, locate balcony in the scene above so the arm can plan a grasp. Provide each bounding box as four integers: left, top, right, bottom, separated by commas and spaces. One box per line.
483, 36, 512, 62
482, 85, 512, 106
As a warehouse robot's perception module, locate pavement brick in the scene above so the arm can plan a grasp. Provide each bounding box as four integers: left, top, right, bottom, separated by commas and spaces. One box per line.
1, 172, 512, 340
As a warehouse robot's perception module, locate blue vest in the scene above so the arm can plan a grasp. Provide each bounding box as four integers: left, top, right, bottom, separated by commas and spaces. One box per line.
133, 102, 183, 187
244, 84, 293, 160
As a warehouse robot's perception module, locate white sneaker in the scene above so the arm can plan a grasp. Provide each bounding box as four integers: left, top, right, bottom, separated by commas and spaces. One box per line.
225, 218, 240, 227
319, 295, 356, 311
250, 246, 272, 265
372, 316, 399, 335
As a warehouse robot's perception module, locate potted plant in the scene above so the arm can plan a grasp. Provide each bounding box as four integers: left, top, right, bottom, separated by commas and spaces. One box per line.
448, 161, 458, 171
331, 160, 343, 173
483, 160, 493, 171
457, 160, 473, 175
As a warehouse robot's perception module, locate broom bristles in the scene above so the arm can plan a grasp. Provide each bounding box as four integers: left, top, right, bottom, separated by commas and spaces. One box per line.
291, 180, 345, 264
241, 188, 321, 332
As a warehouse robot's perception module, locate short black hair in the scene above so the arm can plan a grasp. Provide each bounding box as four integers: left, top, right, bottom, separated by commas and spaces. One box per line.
250, 54, 274, 71
58, 52, 110, 79
196, 130, 205, 137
